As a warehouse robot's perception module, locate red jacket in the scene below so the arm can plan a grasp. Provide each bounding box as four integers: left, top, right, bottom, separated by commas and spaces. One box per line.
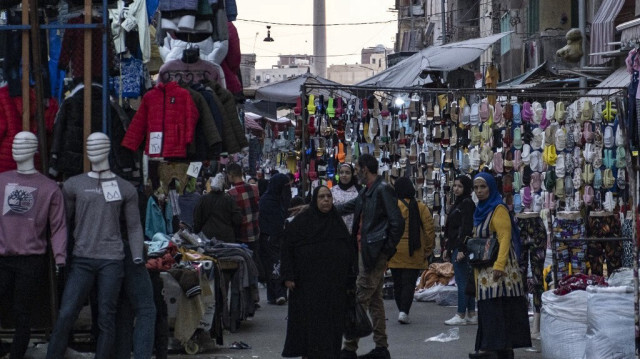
122, 82, 199, 158
0, 86, 22, 173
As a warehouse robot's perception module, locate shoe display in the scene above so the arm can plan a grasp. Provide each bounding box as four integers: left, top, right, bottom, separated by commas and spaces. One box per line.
358, 346, 391, 359
398, 311, 410, 324
445, 314, 467, 325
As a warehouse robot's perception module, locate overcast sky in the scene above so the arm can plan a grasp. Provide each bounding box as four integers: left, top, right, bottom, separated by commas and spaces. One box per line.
234, 0, 397, 69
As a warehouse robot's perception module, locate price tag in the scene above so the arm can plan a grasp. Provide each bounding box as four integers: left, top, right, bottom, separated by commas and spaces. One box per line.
187, 162, 203, 178
149, 132, 163, 155
101, 180, 122, 202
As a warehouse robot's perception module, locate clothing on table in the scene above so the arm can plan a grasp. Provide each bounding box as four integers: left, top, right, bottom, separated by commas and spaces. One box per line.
193, 191, 242, 242
281, 186, 354, 358
517, 216, 546, 313
121, 81, 199, 159
0, 171, 67, 264
227, 182, 260, 243
63, 173, 144, 261
553, 217, 588, 280
587, 214, 622, 277
330, 184, 359, 235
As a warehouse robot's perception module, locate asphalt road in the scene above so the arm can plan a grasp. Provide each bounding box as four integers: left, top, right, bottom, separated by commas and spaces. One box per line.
168, 287, 544, 359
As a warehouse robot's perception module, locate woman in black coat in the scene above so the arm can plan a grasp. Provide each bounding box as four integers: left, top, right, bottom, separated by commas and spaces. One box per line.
281, 186, 355, 359
443, 175, 477, 326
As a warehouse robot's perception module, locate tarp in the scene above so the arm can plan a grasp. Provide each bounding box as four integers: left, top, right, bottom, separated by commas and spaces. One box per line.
254, 72, 353, 104
357, 32, 513, 88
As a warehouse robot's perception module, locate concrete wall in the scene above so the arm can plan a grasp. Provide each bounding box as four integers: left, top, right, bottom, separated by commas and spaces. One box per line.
327, 64, 380, 85
240, 54, 256, 89
253, 67, 309, 87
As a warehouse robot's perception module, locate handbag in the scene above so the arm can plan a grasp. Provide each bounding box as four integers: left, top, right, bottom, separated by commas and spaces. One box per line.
344, 301, 373, 340
466, 235, 498, 267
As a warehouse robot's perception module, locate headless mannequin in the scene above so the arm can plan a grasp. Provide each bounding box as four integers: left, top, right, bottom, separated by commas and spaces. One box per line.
1, 131, 67, 358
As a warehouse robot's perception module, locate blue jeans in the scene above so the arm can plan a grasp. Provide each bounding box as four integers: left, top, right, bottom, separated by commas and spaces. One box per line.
452, 249, 475, 314
47, 257, 124, 359
114, 243, 156, 359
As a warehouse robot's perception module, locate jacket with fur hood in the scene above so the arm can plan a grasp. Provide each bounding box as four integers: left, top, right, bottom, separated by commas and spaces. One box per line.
122, 81, 199, 158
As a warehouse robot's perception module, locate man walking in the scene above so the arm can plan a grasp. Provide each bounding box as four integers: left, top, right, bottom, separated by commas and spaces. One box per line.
337, 154, 404, 359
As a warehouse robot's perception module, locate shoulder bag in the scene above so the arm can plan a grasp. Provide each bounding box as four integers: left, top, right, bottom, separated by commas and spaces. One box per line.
465, 234, 498, 268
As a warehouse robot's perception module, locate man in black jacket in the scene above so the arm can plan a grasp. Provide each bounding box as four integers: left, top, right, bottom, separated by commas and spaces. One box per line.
338, 154, 404, 359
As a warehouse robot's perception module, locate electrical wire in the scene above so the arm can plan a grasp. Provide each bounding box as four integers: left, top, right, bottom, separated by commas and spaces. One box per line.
237, 18, 395, 27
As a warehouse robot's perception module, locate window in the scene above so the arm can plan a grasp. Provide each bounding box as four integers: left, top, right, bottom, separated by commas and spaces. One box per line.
500, 13, 511, 54
527, 0, 540, 35
371, 58, 376, 64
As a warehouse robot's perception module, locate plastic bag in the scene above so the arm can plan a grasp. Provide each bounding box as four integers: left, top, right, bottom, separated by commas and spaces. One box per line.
541, 290, 588, 359
607, 268, 633, 287
584, 286, 634, 359
425, 327, 460, 343
414, 284, 444, 302
435, 286, 458, 306
344, 302, 373, 340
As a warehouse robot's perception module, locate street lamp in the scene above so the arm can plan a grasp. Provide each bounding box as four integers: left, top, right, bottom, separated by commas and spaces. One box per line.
263, 26, 274, 42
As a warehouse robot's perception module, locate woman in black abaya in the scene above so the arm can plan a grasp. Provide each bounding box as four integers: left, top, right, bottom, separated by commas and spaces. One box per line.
281, 186, 355, 359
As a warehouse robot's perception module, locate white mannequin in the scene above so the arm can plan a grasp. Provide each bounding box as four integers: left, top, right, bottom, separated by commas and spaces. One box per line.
12, 131, 38, 174
86, 132, 115, 179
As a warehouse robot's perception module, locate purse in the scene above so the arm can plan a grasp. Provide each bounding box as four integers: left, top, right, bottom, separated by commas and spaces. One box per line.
344, 300, 373, 340
466, 235, 498, 268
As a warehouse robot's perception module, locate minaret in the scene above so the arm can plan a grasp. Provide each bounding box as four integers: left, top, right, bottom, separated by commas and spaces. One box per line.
313, 0, 327, 78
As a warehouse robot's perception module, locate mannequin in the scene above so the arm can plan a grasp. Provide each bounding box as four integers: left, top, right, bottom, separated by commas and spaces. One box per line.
0, 131, 67, 359
47, 132, 144, 359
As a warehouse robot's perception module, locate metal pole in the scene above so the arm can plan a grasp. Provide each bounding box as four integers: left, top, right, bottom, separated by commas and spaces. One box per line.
300, 86, 308, 196
83, 0, 92, 172
578, 0, 587, 93
29, 0, 47, 172
441, 0, 446, 44
102, 0, 108, 134
21, 0, 29, 130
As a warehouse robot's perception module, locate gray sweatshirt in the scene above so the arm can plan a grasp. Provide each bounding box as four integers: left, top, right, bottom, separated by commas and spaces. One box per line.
63, 174, 144, 262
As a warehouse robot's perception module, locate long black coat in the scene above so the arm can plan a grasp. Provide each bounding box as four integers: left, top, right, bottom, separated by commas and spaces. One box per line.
281, 206, 355, 359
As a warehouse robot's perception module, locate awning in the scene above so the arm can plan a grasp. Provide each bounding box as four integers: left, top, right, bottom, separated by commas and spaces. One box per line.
497, 62, 547, 89
357, 32, 512, 88
254, 72, 353, 104
243, 113, 264, 132
570, 66, 628, 110
590, 0, 625, 65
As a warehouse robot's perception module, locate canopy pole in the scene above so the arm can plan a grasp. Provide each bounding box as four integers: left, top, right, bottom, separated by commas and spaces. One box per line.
83, 0, 92, 172
21, 0, 30, 131
29, 0, 47, 172
300, 84, 308, 196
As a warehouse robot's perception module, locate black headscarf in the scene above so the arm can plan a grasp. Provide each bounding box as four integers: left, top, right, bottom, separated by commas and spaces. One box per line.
337, 163, 362, 192
394, 177, 421, 256
292, 186, 351, 243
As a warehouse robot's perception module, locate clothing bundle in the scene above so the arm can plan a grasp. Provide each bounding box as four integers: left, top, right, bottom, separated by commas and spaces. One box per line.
553, 273, 608, 296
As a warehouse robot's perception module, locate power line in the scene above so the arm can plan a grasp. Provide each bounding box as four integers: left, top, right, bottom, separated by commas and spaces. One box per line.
255, 53, 361, 58
237, 18, 395, 27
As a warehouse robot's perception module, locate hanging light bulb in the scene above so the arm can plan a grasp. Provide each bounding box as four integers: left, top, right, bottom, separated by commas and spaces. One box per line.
394, 97, 405, 108
264, 26, 275, 42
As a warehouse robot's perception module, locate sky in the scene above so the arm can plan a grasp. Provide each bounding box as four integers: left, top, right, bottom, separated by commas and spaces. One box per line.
234, 0, 397, 70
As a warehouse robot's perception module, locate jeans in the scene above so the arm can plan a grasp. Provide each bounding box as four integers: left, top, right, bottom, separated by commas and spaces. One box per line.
390, 268, 420, 314
0, 255, 47, 359
259, 233, 286, 303
343, 253, 388, 351
47, 257, 124, 359
113, 243, 156, 359
452, 249, 475, 315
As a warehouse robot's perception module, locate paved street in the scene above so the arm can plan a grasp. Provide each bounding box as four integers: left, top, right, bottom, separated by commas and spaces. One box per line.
169, 287, 543, 359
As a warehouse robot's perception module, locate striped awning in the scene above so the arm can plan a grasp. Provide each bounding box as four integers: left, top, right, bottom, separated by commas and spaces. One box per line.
590, 0, 625, 65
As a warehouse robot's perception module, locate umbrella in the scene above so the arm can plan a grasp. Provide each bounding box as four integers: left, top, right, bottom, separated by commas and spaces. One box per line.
357, 32, 513, 88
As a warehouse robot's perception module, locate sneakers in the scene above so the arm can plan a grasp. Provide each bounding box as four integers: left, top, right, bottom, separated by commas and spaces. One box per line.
445, 314, 467, 326
398, 312, 410, 324
466, 314, 478, 325
275, 297, 287, 305
358, 347, 391, 359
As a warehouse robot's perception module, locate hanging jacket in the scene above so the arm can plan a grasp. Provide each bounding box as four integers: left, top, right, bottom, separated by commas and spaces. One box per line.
221, 21, 242, 94
208, 81, 248, 153
0, 86, 22, 173
49, 84, 107, 177
182, 85, 221, 160
145, 195, 174, 240
122, 81, 199, 158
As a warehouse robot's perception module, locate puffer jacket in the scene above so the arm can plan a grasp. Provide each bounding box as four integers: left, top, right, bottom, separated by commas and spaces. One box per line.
338, 176, 405, 271
209, 81, 248, 153
0, 86, 21, 173
122, 81, 199, 158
